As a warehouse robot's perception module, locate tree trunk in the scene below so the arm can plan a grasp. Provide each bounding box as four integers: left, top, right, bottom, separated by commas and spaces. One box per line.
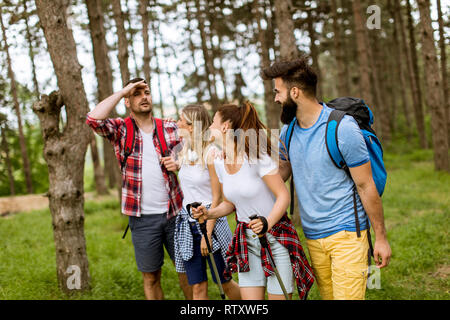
306, 5, 322, 101
111, 0, 130, 86
85, 0, 116, 191
405, 0, 428, 148
125, 7, 140, 78
274, 0, 300, 60
352, 0, 374, 109
151, 20, 165, 118
160, 37, 180, 118
331, 0, 348, 97
389, 0, 412, 139
209, 0, 229, 102
273, 0, 301, 227
0, 10, 34, 194
436, 0, 449, 144
139, 0, 151, 85
34, 0, 92, 292
368, 30, 392, 144
1, 124, 16, 196
185, 1, 203, 102
417, 0, 449, 171
89, 134, 108, 195
85, 0, 120, 192
254, 0, 278, 129
194, 0, 220, 112
23, 0, 40, 100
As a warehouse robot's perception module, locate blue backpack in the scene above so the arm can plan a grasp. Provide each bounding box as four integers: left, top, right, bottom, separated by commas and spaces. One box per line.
284, 97, 387, 196
283, 97, 387, 260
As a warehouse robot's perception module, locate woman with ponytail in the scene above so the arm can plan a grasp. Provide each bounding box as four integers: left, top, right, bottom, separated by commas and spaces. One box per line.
172, 104, 240, 300
192, 101, 314, 300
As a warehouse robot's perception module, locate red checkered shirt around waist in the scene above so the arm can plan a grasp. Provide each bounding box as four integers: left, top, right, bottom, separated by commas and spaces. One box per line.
226, 214, 315, 300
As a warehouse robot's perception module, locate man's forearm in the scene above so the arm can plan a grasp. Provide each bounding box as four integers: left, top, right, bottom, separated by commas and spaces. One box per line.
89, 90, 124, 120
357, 183, 387, 240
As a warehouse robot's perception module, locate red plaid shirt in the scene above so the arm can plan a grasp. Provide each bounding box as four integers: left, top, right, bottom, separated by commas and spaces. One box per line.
86, 114, 183, 219
226, 214, 315, 300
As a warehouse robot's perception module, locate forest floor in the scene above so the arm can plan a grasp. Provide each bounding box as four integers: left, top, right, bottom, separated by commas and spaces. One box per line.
0, 192, 117, 217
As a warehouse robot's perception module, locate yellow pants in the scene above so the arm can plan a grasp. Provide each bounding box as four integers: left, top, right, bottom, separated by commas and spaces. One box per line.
306, 230, 369, 300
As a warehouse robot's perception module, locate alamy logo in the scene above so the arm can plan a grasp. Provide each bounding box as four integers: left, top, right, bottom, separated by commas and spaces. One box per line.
367, 265, 381, 289
66, 265, 81, 290
367, 5, 381, 30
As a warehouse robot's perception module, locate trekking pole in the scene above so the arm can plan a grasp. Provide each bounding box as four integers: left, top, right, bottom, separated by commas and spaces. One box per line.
249, 215, 290, 300
187, 202, 226, 300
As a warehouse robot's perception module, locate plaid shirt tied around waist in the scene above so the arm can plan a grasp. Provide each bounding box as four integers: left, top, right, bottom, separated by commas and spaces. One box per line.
85, 114, 183, 218
226, 214, 315, 300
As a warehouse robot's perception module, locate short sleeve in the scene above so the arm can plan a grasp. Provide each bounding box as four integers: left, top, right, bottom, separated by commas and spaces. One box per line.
337, 116, 370, 168
279, 124, 289, 161
85, 113, 124, 143
257, 153, 278, 177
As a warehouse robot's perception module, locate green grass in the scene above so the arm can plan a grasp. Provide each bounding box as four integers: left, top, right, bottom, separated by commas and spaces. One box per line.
0, 149, 448, 300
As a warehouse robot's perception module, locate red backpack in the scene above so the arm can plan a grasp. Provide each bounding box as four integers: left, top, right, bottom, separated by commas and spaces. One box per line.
121, 117, 169, 172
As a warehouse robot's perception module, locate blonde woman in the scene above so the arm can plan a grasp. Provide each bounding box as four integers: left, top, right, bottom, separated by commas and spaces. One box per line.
169, 104, 240, 300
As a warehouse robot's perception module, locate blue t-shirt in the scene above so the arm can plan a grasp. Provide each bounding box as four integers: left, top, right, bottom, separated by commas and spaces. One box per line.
280, 104, 370, 240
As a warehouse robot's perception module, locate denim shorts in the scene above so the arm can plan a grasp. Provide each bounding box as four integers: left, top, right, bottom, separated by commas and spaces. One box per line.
129, 213, 175, 273
238, 229, 294, 295
183, 222, 229, 285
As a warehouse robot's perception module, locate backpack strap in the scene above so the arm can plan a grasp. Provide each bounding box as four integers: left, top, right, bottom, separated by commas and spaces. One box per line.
154, 118, 169, 157
121, 117, 137, 172
283, 118, 297, 161
325, 109, 347, 171
325, 110, 364, 239
282, 118, 297, 218
121, 117, 136, 240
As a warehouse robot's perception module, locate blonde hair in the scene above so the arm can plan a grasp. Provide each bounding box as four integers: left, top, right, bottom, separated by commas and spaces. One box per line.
179, 104, 212, 167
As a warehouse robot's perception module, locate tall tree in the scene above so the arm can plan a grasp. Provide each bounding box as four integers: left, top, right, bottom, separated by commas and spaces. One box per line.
254, 0, 278, 129
111, 0, 130, 86
151, 19, 165, 117
351, 0, 374, 112
331, 0, 349, 96
0, 119, 15, 196
34, 0, 91, 292
274, 0, 300, 60
22, 0, 40, 100
0, 8, 34, 194
368, 29, 392, 144
388, 0, 413, 139
416, 0, 449, 171
436, 0, 449, 143
85, 0, 112, 195
193, 0, 220, 111
306, 4, 322, 100
139, 0, 151, 85
405, 0, 428, 148
125, 6, 140, 78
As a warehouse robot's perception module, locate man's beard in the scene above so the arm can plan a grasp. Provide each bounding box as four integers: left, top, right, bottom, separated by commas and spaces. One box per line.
131, 102, 152, 116
280, 96, 297, 124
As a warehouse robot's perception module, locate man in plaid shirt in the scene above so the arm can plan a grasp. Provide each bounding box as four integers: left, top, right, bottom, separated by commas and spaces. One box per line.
86, 78, 191, 300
